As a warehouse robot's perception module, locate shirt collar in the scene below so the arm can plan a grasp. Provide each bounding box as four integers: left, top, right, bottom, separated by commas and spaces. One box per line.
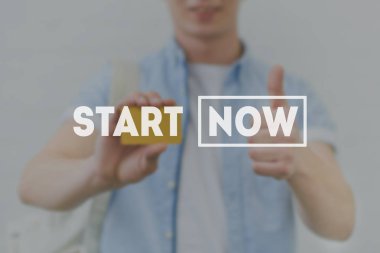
165, 37, 251, 84
228, 41, 251, 83
165, 38, 186, 67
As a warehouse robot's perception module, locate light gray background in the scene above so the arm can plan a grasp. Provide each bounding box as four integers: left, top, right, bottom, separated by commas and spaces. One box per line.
1, 0, 379, 252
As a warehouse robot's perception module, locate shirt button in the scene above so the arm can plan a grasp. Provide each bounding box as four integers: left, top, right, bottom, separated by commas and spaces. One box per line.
167, 181, 176, 190
165, 231, 173, 240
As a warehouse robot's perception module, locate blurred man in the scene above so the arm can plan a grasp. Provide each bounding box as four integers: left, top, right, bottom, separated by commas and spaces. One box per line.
19, 0, 355, 252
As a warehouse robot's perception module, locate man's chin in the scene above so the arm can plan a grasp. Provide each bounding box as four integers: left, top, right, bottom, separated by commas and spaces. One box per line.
186, 26, 226, 40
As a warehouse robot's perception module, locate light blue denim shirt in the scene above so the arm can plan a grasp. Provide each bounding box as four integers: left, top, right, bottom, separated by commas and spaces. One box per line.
72, 39, 336, 253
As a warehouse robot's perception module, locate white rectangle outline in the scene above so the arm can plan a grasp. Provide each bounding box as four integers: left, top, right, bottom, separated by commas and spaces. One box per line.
198, 96, 308, 147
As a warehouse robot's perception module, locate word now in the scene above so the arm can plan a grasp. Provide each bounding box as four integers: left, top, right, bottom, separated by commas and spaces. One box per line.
198, 96, 307, 147
209, 106, 298, 137
73, 106, 183, 144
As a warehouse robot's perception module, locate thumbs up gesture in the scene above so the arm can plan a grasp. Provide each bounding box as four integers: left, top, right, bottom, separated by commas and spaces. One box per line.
268, 65, 287, 108
248, 65, 301, 180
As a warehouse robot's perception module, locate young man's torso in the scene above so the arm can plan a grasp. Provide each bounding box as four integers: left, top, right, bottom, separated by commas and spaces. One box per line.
68, 40, 336, 253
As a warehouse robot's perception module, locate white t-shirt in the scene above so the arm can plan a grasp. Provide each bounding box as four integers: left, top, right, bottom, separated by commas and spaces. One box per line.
177, 64, 231, 253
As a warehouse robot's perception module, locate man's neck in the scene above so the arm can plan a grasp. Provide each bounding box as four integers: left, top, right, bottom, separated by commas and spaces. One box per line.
175, 31, 242, 65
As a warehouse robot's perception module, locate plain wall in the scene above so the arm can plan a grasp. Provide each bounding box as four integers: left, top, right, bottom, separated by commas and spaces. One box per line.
1, 0, 379, 252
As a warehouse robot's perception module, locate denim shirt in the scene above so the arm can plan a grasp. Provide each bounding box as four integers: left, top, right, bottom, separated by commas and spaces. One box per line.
74, 39, 336, 253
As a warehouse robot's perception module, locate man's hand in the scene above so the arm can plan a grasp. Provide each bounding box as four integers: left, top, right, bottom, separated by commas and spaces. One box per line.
19, 91, 176, 211
247, 65, 355, 240
248, 65, 301, 180
88, 92, 176, 190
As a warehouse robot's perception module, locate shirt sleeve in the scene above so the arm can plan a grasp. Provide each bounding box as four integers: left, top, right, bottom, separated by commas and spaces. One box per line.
286, 77, 337, 149
61, 63, 112, 128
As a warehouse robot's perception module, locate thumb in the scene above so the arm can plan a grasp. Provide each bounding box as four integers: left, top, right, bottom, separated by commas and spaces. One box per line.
268, 65, 287, 108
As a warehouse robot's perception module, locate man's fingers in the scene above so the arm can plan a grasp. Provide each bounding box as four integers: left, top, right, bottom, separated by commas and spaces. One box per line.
163, 99, 177, 106
116, 92, 143, 109
144, 143, 168, 169
248, 148, 288, 162
117, 91, 175, 108
259, 107, 292, 130
259, 111, 268, 129
112, 92, 176, 127
248, 129, 286, 144
268, 65, 285, 96
252, 161, 292, 180
116, 144, 167, 183
107, 92, 177, 141
146, 92, 163, 106
267, 65, 287, 108
110, 92, 144, 134
136, 93, 149, 106
116, 92, 150, 107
